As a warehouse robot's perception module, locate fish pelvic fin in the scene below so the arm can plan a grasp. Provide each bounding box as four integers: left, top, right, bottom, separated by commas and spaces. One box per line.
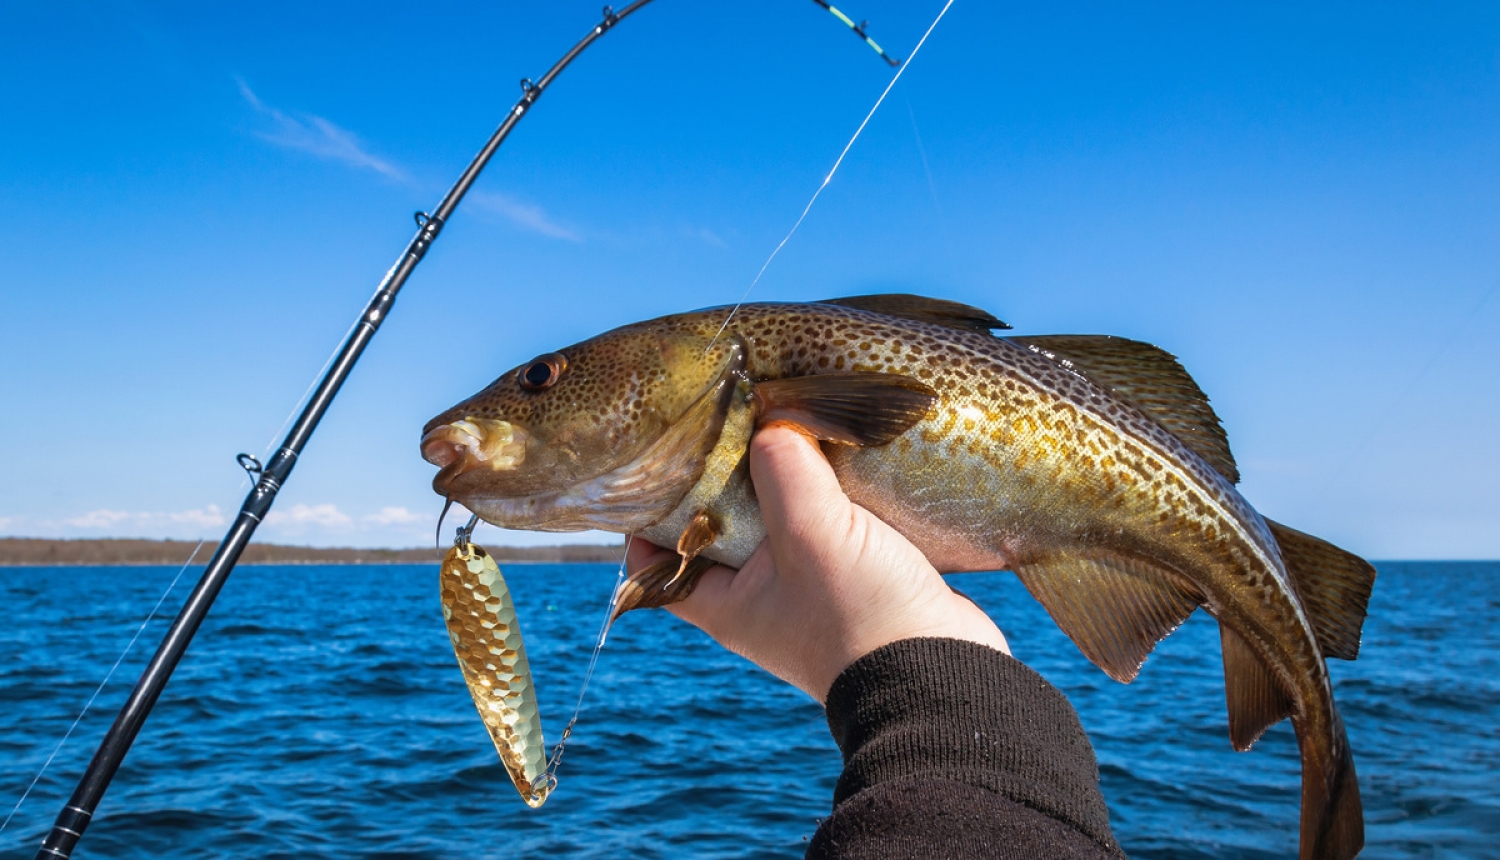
609, 554, 715, 625
1219, 624, 1294, 750
819, 293, 1011, 332
1300, 707, 1364, 860
751, 373, 937, 447
1015, 552, 1202, 683
1268, 519, 1377, 661
1010, 334, 1240, 484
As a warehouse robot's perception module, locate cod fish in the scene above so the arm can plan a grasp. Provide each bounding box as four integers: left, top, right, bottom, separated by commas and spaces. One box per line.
421, 294, 1375, 860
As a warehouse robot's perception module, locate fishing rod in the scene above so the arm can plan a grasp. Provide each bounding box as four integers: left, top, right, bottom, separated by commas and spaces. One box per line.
813, 0, 903, 65
30, 4, 657, 857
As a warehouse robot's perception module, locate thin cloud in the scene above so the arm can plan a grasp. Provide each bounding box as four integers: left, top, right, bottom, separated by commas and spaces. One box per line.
264, 503, 354, 529
236, 77, 404, 181
466, 191, 582, 242
235, 78, 580, 242
61, 505, 227, 534
364, 506, 427, 527
693, 227, 728, 248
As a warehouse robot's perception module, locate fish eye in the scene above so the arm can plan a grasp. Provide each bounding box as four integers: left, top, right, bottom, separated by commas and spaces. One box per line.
519, 353, 567, 392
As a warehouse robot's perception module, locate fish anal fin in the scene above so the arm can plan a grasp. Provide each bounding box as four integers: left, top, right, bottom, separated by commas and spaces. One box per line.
1010, 334, 1239, 484
1219, 623, 1294, 751
1015, 552, 1201, 684
609, 554, 715, 625
820, 294, 1011, 332
1268, 519, 1376, 661
752, 373, 937, 447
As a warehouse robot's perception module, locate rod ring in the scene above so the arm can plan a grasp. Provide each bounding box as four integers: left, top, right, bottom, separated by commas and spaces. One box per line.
236, 453, 263, 479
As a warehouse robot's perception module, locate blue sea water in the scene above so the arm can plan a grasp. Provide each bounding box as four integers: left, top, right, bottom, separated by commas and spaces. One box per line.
1, 560, 1495, 859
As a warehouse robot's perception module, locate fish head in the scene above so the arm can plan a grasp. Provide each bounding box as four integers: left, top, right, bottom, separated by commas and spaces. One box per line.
422, 321, 746, 533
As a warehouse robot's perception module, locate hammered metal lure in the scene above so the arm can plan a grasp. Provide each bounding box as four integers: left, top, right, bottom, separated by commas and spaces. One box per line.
439, 538, 553, 807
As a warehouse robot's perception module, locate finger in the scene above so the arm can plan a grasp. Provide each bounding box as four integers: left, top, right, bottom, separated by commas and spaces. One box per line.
749, 425, 850, 548
625, 535, 676, 574
664, 562, 737, 633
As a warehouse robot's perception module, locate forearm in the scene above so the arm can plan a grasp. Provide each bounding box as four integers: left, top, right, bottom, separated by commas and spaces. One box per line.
808, 638, 1126, 860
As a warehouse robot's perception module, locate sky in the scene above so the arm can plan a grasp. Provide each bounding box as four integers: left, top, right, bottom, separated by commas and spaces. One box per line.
1, 1, 1497, 559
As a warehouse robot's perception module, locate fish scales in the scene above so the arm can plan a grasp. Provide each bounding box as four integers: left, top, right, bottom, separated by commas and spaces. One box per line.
421, 295, 1372, 860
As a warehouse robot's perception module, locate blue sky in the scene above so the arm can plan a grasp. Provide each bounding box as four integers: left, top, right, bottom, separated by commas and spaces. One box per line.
2, 2, 1496, 558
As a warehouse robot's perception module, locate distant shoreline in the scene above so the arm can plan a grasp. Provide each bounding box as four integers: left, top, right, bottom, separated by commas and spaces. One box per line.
0, 537, 625, 567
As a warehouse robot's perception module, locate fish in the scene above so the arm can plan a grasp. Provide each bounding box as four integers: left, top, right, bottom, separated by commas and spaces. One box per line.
420, 294, 1376, 860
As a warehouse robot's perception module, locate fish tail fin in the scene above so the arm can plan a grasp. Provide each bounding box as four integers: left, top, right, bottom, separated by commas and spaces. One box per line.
1297, 707, 1364, 860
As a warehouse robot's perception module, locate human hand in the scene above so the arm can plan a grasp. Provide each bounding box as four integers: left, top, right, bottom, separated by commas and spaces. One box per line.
626, 423, 1009, 703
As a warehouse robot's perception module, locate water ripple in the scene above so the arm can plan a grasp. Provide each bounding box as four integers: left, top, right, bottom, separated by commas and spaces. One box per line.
1, 561, 1495, 858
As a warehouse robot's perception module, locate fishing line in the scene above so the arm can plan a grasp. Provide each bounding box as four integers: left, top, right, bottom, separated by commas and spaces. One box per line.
36, 6, 661, 854
707, 0, 957, 352
0, 540, 205, 838
904, 96, 956, 266
254, 312, 365, 478
1329, 278, 1500, 479
534, 535, 633, 792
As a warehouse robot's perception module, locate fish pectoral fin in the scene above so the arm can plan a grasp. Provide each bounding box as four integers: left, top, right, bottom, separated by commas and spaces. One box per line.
819, 294, 1011, 332
752, 373, 937, 446
1219, 623, 1295, 751
1267, 519, 1377, 661
609, 554, 716, 625
1008, 334, 1240, 485
1015, 552, 1201, 683
674, 510, 721, 575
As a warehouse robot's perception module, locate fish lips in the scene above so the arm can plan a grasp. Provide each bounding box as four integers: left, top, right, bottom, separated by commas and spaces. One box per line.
422, 417, 531, 495
422, 338, 748, 533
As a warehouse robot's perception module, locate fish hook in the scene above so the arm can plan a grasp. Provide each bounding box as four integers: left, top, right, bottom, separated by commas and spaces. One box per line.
434, 497, 455, 554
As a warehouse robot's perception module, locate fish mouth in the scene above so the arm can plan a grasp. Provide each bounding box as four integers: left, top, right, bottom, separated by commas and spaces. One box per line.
422, 418, 530, 487
428, 339, 747, 533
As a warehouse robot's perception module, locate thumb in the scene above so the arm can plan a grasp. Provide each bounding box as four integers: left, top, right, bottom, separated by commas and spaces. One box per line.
748, 425, 850, 552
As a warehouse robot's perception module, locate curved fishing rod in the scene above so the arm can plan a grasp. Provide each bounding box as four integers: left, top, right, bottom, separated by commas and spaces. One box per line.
31, 4, 656, 858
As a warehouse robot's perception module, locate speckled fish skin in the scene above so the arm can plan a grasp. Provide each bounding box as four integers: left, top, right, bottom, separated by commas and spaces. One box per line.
420, 298, 1368, 859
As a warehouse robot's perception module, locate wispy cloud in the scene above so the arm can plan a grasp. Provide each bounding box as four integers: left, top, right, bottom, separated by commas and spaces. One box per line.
235, 79, 581, 242
61, 505, 228, 535
236, 77, 404, 181
466, 191, 582, 242
364, 506, 427, 527
691, 227, 728, 248
264, 503, 355, 530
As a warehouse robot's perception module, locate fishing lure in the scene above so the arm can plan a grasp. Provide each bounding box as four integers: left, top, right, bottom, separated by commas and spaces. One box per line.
440, 534, 553, 807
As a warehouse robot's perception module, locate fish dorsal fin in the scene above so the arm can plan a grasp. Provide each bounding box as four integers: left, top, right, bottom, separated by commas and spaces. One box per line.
819, 294, 1011, 333
1219, 623, 1294, 750
1014, 552, 1202, 683
752, 372, 937, 446
1266, 519, 1377, 661
1010, 335, 1240, 484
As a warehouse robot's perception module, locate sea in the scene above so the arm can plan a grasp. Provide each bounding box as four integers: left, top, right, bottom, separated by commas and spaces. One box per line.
1, 560, 1495, 859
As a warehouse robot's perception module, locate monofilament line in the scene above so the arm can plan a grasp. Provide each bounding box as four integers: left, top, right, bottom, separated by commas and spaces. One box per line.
707, 0, 957, 351
538, 536, 635, 789
0, 541, 205, 837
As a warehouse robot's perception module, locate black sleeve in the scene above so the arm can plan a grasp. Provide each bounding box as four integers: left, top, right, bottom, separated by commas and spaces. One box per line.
806, 638, 1126, 860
